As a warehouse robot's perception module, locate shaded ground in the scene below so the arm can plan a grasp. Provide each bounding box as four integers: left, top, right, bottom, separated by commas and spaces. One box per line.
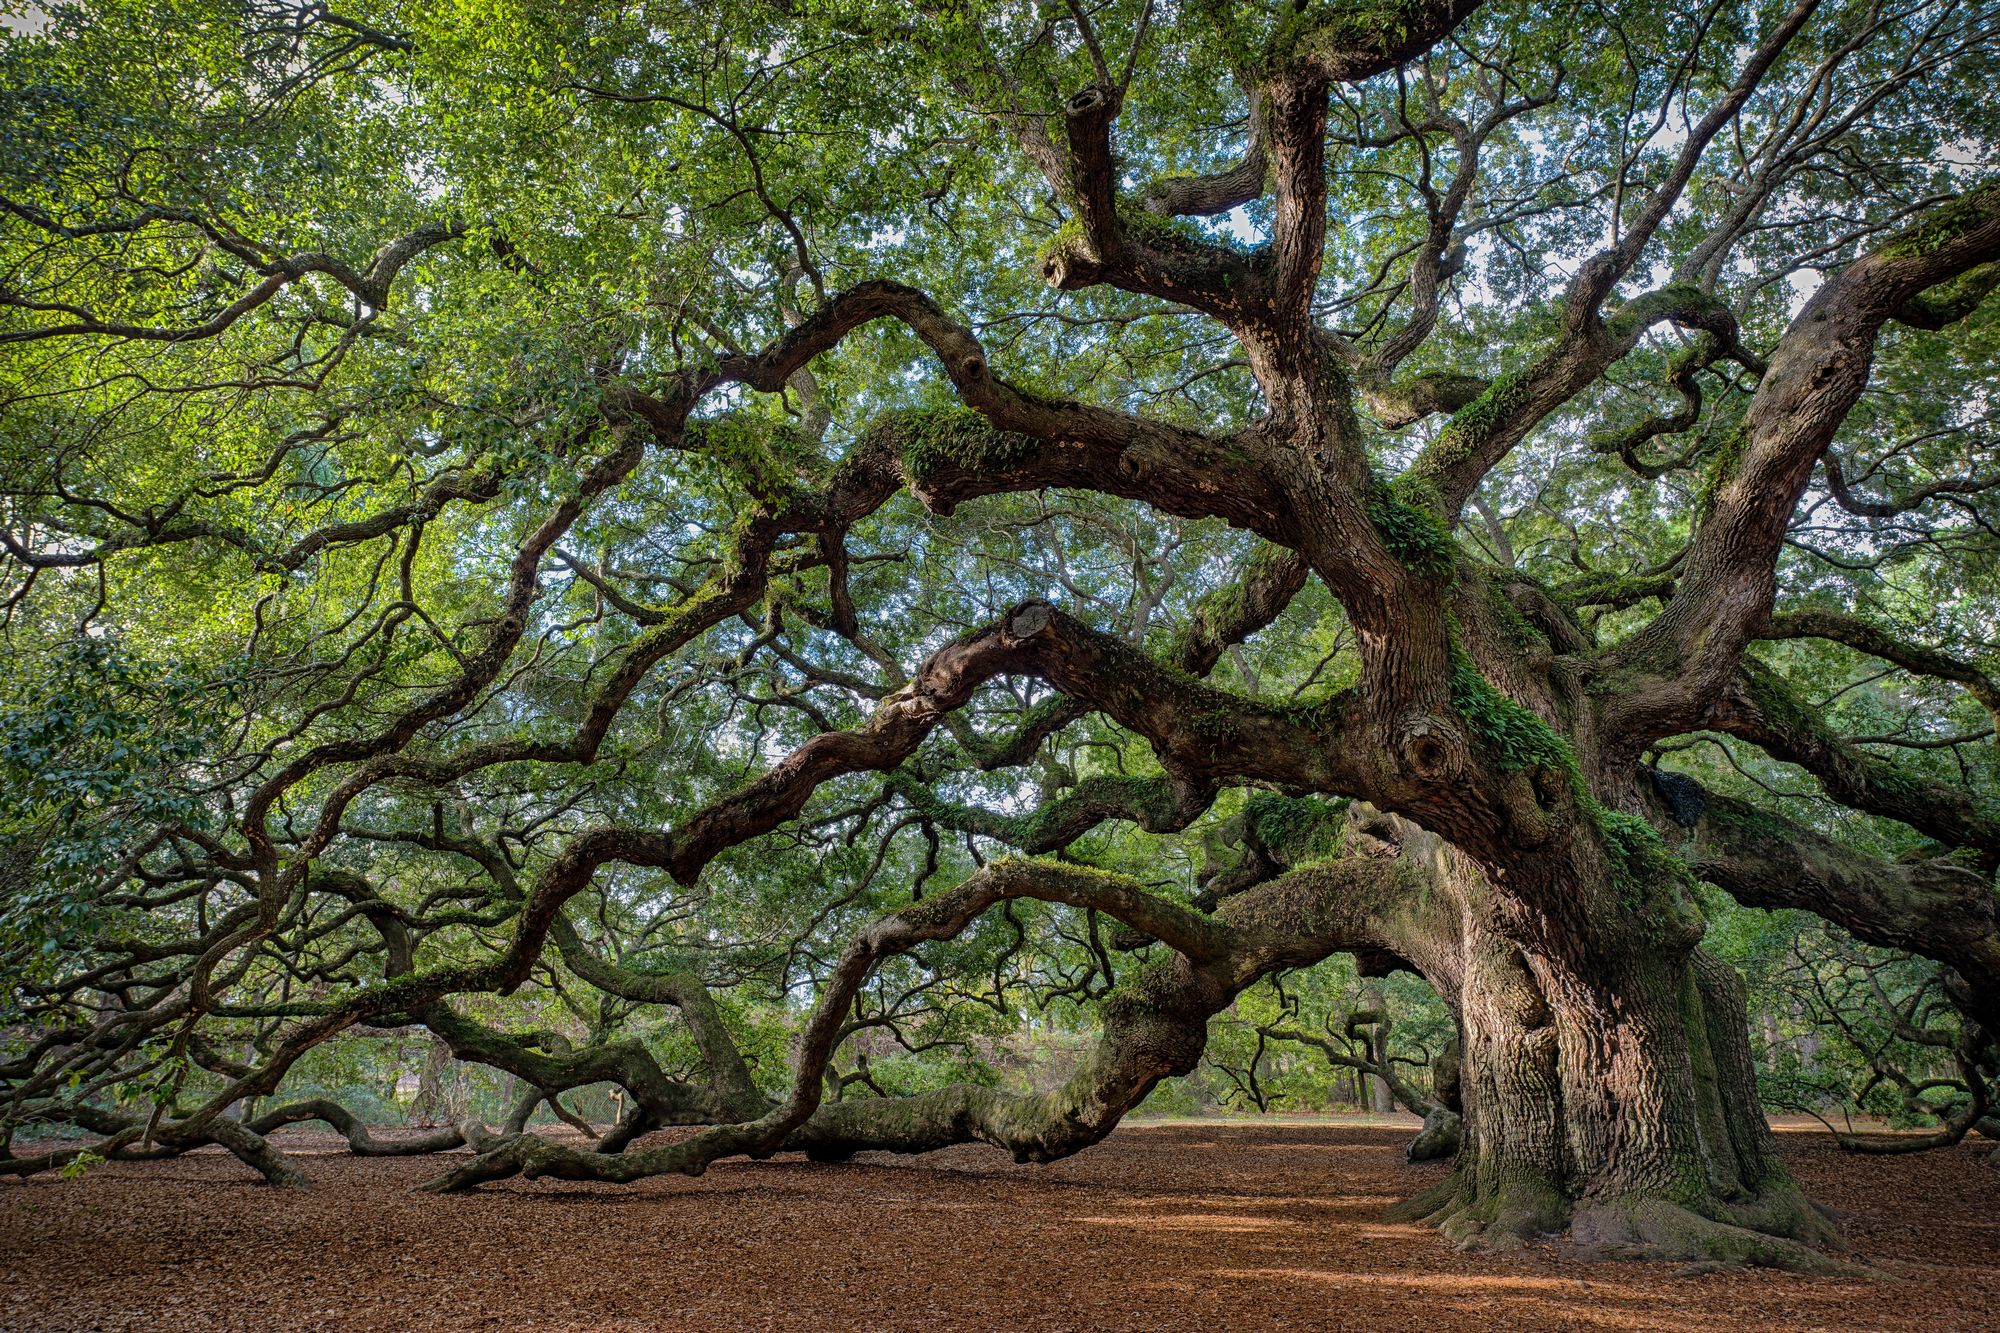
3, 1120, 1996, 1331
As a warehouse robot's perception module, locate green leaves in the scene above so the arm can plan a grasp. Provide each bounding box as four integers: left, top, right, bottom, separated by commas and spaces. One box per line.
0, 636, 237, 972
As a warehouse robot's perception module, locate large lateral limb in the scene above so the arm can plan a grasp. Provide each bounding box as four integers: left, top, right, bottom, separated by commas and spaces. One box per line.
418, 856, 1344, 1189
1676, 781, 2000, 1032
1607, 177, 2000, 728
59, 1103, 311, 1189
735, 859, 1412, 1167
245, 1100, 468, 1157
1705, 661, 2000, 867
120, 596, 1357, 1152
960, 539, 1311, 777
1758, 609, 2000, 736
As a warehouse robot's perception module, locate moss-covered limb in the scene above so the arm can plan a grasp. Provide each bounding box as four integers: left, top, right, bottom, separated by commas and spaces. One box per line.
67, 1102, 310, 1189
1242, 792, 1348, 867
246, 1098, 466, 1156
1888, 258, 2000, 328
851, 393, 1294, 541
998, 601, 1362, 793
1599, 284, 1749, 347
1877, 177, 2000, 261
1260, 1, 1483, 82
1760, 608, 2000, 736
1683, 783, 2000, 1032
547, 914, 762, 1112
1551, 566, 1681, 612
686, 278, 1291, 539
1400, 358, 1575, 516
1041, 209, 1275, 327
417, 1100, 801, 1191
1713, 659, 2000, 866
1169, 542, 1312, 676
1187, 794, 1350, 911
1402, 283, 1753, 520
886, 769, 1214, 856
863, 406, 1041, 497
1360, 369, 1491, 429
913, 858, 1243, 962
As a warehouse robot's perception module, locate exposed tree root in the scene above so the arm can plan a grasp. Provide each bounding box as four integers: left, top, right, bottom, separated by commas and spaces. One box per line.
1433, 1177, 1570, 1253
1388, 1172, 1867, 1274
1569, 1197, 1874, 1276
1383, 1172, 1463, 1224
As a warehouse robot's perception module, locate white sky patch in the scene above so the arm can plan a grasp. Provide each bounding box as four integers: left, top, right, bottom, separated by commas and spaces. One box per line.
1785, 268, 1823, 318
1222, 205, 1264, 246
1, 3, 49, 36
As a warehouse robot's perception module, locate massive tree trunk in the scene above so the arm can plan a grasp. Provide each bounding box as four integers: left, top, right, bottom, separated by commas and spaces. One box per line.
1367, 813, 1848, 1270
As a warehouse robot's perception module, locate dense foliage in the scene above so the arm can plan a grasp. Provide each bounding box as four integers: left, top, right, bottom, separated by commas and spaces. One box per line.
2, 0, 1996, 1269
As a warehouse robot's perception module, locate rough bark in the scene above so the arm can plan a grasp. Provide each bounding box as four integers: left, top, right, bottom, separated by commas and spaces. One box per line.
1365, 814, 1855, 1272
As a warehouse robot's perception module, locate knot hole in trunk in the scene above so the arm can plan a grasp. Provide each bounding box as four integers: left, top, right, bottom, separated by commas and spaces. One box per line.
1394, 714, 1467, 784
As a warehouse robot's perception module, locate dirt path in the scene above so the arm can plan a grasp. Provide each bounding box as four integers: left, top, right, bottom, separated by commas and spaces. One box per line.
3, 1122, 1995, 1331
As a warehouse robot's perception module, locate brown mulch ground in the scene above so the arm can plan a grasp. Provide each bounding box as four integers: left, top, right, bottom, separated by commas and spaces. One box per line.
2, 1120, 1996, 1332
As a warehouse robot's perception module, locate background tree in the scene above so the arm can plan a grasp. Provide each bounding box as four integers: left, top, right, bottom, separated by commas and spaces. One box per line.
2, 0, 1998, 1273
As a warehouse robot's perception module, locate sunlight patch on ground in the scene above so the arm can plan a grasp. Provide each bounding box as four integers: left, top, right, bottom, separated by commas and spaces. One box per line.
1071, 1212, 1300, 1233
1202, 1268, 1766, 1332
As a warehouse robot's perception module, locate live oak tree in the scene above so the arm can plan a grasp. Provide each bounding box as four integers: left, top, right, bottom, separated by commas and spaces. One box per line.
3, 0, 1999, 1274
